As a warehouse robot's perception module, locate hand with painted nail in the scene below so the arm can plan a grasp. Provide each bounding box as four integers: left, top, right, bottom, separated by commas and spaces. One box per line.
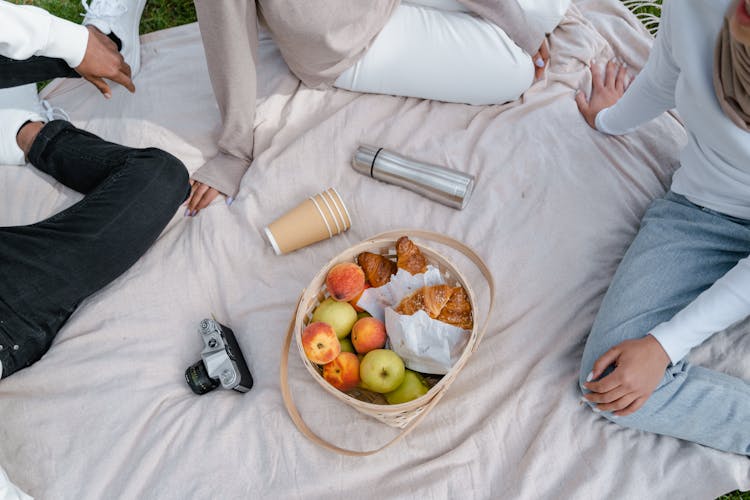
184, 179, 231, 216
531, 39, 550, 81
575, 58, 630, 129
583, 334, 670, 417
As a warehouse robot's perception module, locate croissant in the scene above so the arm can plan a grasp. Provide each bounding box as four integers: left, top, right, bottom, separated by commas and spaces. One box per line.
396, 236, 427, 275
395, 285, 455, 318
356, 252, 398, 287
436, 286, 473, 330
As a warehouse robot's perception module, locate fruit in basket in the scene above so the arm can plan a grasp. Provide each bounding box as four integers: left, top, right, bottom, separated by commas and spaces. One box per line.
339, 337, 355, 353
356, 311, 371, 320
385, 369, 430, 404
311, 298, 358, 338
359, 349, 405, 393
325, 262, 365, 302
301, 322, 341, 365
351, 317, 386, 354
322, 352, 360, 391
350, 284, 371, 312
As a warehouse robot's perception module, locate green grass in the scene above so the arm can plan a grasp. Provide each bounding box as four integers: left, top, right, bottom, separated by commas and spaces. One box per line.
6, 1, 750, 499
9, 0, 196, 32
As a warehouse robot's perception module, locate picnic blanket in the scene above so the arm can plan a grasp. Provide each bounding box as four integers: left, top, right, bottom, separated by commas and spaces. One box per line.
1, 0, 748, 498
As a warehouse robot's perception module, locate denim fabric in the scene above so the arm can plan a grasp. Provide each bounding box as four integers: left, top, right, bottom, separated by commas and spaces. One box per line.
0, 120, 189, 377
580, 191, 750, 456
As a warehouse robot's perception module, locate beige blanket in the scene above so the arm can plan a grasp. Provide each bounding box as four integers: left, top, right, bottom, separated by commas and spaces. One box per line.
0, 1, 748, 498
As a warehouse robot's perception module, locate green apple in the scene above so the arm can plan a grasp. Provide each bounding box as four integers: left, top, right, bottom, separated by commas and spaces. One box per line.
356, 311, 372, 320
312, 298, 358, 339
339, 337, 355, 353
385, 369, 430, 404
359, 349, 405, 393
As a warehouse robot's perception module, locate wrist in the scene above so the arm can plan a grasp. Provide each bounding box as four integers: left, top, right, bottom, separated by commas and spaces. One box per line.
646, 334, 671, 367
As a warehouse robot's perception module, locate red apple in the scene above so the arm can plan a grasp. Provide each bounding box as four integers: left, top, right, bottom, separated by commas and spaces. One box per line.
351, 317, 387, 354
323, 352, 360, 391
326, 262, 365, 302
301, 322, 340, 365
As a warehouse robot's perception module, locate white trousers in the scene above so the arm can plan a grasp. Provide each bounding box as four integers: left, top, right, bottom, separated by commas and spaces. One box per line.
334, 0, 561, 105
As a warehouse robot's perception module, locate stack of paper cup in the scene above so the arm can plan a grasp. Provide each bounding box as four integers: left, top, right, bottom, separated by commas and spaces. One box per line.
264, 188, 352, 255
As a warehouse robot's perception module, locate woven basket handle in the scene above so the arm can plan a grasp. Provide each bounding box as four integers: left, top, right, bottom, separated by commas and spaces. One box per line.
279, 230, 495, 456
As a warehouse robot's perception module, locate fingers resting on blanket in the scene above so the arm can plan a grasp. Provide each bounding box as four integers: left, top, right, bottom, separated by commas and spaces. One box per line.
582, 335, 671, 417
184, 180, 232, 216
575, 58, 630, 129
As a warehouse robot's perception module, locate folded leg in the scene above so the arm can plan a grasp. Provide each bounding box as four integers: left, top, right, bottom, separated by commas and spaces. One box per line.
0, 121, 190, 378
580, 191, 750, 455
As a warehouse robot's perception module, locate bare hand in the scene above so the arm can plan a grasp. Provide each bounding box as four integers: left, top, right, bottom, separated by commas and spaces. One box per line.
531, 39, 550, 81
575, 59, 629, 129
185, 180, 228, 216
583, 335, 670, 417
75, 26, 135, 98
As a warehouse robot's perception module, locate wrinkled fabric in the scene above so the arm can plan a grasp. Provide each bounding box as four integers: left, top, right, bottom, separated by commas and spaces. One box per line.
0, 2, 748, 499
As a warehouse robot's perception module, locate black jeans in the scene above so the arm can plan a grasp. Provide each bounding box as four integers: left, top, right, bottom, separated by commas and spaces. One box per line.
0, 33, 119, 89
0, 59, 190, 378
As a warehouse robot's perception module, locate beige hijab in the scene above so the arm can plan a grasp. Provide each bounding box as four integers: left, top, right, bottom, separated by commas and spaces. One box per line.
714, 0, 750, 130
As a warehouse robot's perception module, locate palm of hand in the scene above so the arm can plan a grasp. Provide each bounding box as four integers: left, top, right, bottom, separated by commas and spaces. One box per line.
576, 59, 630, 129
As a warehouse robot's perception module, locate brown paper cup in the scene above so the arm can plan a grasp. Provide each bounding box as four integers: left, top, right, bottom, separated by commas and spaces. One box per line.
323, 188, 352, 230
264, 188, 351, 255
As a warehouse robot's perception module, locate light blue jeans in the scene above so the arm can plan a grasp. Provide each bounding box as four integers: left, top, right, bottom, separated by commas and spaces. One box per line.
580, 191, 750, 456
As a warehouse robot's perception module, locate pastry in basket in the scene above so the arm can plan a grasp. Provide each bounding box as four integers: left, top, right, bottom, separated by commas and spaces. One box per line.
396, 236, 427, 275
356, 251, 397, 287
396, 285, 473, 329
395, 284, 455, 318
436, 286, 473, 330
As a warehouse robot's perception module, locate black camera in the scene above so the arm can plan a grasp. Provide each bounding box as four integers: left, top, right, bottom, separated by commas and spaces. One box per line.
185, 319, 253, 395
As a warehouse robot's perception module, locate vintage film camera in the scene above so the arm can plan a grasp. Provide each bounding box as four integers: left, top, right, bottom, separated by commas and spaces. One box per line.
185, 319, 253, 395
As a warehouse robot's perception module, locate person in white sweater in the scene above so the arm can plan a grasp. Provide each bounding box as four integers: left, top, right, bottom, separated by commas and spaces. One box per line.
575, 0, 750, 455
0, 0, 189, 382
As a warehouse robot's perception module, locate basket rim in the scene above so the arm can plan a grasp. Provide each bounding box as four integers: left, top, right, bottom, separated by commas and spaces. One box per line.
293, 234, 480, 414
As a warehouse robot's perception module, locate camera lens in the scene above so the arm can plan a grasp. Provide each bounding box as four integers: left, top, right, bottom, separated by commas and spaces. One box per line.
185, 360, 220, 395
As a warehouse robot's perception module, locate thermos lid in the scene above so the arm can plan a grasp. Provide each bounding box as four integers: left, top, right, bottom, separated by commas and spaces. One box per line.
351, 145, 381, 177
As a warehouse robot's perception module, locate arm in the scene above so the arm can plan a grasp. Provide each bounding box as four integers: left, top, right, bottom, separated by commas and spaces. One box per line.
189, 0, 259, 214
576, 0, 679, 133
458, 0, 546, 56
594, 0, 679, 134
0, 0, 88, 68
651, 257, 750, 364
0, 1, 133, 98
584, 258, 750, 416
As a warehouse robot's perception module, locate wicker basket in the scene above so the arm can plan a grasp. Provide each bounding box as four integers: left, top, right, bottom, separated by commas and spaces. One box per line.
280, 229, 495, 455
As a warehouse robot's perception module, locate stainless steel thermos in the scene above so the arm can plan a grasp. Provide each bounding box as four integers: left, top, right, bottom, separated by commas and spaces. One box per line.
351, 145, 475, 210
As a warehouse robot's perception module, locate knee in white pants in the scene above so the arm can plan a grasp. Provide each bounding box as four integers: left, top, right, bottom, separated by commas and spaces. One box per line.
334, 3, 535, 105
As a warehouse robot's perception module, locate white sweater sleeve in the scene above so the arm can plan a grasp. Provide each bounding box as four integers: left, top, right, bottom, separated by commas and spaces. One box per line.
595, 0, 678, 135
0, 0, 89, 68
650, 257, 750, 364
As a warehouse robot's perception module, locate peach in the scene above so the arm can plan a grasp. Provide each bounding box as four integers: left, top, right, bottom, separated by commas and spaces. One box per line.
326, 262, 365, 302
322, 352, 360, 392
351, 317, 387, 354
349, 283, 371, 312
301, 322, 341, 365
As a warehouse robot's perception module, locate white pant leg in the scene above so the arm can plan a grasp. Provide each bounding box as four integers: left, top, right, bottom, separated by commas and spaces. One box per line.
334, 3, 534, 105
0, 465, 33, 500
